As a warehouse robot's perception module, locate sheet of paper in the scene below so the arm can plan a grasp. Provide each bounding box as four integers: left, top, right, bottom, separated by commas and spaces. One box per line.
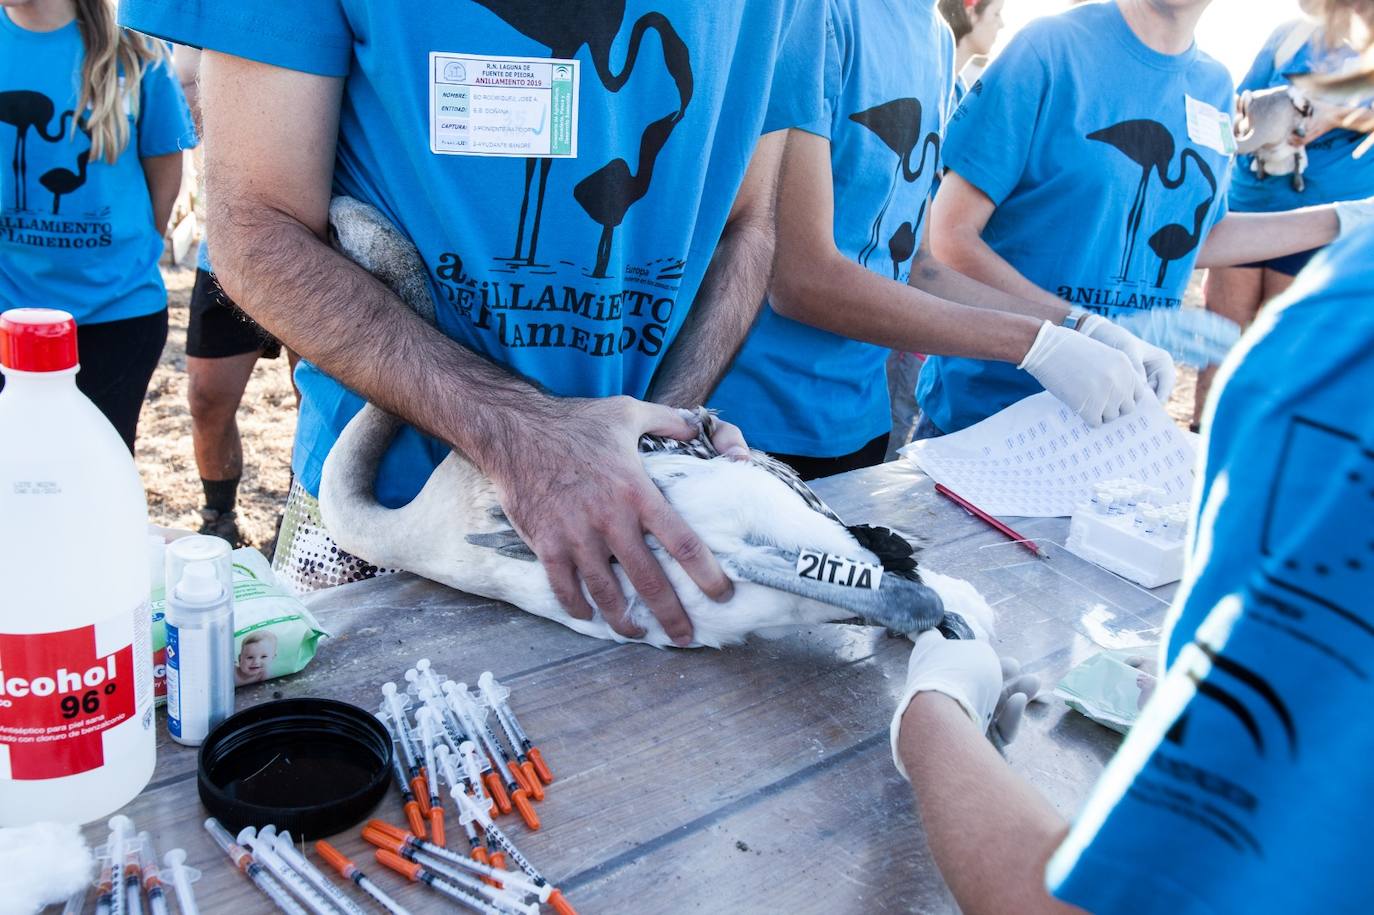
902, 392, 1198, 518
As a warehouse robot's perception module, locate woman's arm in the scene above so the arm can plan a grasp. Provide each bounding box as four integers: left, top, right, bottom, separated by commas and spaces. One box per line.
141, 150, 184, 235
929, 172, 1071, 312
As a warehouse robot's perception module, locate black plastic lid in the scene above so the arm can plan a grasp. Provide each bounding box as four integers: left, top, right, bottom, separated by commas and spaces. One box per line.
198, 698, 392, 840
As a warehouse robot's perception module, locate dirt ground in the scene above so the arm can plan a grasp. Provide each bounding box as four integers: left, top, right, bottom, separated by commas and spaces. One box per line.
136, 266, 1203, 548
139, 266, 298, 548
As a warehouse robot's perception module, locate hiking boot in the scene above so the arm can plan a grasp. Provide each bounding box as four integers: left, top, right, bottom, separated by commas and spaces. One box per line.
199, 507, 243, 548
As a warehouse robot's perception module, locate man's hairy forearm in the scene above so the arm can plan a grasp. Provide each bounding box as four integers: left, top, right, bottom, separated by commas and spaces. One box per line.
649, 216, 774, 407
212, 198, 563, 476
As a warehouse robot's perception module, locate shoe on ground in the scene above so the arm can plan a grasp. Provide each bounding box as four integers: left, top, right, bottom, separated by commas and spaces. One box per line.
199, 507, 244, 548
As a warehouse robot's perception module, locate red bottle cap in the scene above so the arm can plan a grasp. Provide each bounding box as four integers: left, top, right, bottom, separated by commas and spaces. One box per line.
0, 309, 78, 373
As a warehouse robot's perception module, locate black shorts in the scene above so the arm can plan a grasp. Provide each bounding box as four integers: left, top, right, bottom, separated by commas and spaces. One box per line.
1237, 246, 1321, 277
0, 310, 168, 454
186, 268, 282, 359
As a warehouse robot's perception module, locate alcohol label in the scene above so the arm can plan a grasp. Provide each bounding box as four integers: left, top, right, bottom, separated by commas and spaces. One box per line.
430, 52, 579, 158
0, 605, 144, 780
795, 550, 884, 590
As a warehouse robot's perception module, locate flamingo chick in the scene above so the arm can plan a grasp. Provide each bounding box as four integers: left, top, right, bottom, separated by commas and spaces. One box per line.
318, 197, 992, 648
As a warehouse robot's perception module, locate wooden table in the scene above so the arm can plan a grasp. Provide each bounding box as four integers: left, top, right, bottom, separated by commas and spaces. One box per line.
77, 461, 1174, 914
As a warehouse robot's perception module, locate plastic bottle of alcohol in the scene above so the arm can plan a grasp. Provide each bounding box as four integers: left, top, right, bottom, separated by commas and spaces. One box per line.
0, 309, 155, 826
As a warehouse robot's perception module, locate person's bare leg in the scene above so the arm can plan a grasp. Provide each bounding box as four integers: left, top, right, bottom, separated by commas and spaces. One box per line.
1194, 266, 1262, 428
1260, 267, 1297, 316
188, 351, 260, 542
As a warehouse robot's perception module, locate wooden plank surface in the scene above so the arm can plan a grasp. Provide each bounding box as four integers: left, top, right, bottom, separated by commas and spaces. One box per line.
64, 461, 1173, 914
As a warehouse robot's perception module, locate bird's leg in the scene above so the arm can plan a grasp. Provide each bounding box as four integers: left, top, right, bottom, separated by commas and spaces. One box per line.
592, 225, 613, 279
1119, 175, 1148, 283
14, 134, 25, 211
510, 157, 536, 261
526, 158, 553, 265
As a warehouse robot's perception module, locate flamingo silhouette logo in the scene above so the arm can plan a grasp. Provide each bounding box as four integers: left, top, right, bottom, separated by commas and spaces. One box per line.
39, 122, 94, 215
1087, 119, 1217, 289
848, 98, 941, 280
471, 1, 694, 278
0, 90, 75, 212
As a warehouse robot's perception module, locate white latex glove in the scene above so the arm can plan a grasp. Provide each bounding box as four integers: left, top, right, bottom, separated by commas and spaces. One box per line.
1077, 314, 1177, 403
1334, 196, 1374, 237
889, 632, 1042, 779
1018, 321, 1149, 427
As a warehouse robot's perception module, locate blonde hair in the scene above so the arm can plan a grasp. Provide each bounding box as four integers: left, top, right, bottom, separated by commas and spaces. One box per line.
74, 0, 169, 163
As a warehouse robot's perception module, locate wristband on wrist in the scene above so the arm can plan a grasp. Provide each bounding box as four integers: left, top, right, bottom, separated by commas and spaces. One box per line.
1062, 308, 1090, 331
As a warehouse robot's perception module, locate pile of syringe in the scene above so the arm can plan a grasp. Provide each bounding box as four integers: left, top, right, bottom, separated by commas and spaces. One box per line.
368, 659, 576, 915
1066, 478, 1190, 588
76, 815, 200, 915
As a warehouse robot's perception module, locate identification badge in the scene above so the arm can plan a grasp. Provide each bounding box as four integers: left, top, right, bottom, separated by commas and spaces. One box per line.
1185, 95, 1237, 157
795, 550, 884, 591
429, 52, 579, 158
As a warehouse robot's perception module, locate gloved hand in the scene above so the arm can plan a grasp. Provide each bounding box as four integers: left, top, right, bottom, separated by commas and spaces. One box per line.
1334, 195, 1374, 237
889, 631, 1042, 779
1019, 321, 1149, 427
1077, 314, 1177, 403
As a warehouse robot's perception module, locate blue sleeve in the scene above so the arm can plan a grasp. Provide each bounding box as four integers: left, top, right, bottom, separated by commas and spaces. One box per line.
1242, 22, 1291, 93
1045, 248, 1374, 914
763, 0, 827, 135
809, 3, 844, 140
136, 54, 197, 157
118, 0, 352, 78
941, 31, 1050, 206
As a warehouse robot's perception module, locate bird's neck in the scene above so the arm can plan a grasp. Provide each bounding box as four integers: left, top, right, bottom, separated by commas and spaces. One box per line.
1116, 0, 1207, 57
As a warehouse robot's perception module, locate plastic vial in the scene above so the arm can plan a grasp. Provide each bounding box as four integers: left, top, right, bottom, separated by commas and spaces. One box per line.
164, 543, 235, 746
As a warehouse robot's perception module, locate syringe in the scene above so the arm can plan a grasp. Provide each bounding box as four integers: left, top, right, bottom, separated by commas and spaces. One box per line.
108, 815, 141, 915
93, 852, 116, 915
453, 678, 538, 800
237, 827, 342, 915
415, 706, 447, 847
261, 827, 369, 915
450, 791, 577, 915
203, 818, 308, 915
446, 680, 538, 828
376, 710, 428, 838
314, 840, 412, 915
373, 849, 509, 915
381, 682, 431, 816
478, 671, 554, 788
136, 831, 170, 915
362, 820, 548, 901
161, 849, 201, 915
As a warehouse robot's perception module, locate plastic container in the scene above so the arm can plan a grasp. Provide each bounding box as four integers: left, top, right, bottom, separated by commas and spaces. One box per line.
164, 536, 235, 746
0, 309, 155, 826
1065, 478, 1189, 589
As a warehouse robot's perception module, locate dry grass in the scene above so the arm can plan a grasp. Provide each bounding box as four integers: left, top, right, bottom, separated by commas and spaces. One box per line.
135, 267, 1204, 546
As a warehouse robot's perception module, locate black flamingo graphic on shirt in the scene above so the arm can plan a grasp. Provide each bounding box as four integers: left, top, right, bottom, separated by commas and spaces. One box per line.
39, 143, 92, 216
1087, 119, 1218, 289
0, 91, 75, 212
470, 1, 694, 278
849, 98, 941, 279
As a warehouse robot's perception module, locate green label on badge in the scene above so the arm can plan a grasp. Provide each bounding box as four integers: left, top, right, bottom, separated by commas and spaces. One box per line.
550, 64, 575, 157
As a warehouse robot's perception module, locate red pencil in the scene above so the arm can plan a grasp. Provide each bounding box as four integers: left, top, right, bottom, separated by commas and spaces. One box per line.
934, 482, 1049, 560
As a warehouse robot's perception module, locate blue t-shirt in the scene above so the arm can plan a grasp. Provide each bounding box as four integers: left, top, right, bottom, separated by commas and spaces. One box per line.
918, 1, 1234, 434
120, 0, 824, 506
1048, 225, 1374, 914
710, 0, 953, 457
0, 13, 196, 323
1229, 20, 1374, 214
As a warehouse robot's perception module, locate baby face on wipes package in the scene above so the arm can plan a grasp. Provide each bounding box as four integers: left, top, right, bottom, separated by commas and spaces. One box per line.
150, 547, 328, 702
